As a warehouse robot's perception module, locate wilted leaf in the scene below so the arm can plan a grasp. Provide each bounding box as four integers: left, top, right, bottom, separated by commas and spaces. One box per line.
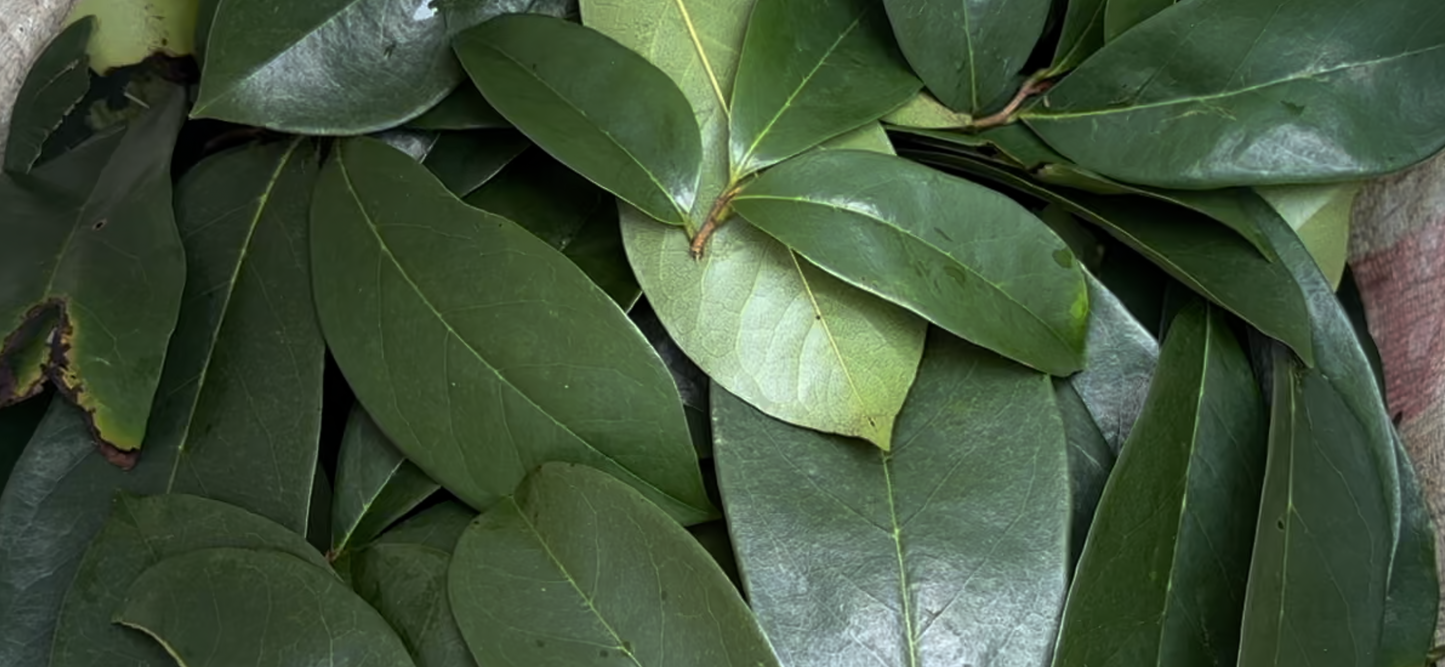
421, 130, 529, 197
713, 331, 1070, 666
408, 83, 510, 131
448, 463, 780, 667
3, 17, 93, 174
311, 138, 712, 523
455, 15, 702, 227
734, 149, 1089, 377
118, 547, 415, 666
330, 406, 438, 558
195, 0, 461, 134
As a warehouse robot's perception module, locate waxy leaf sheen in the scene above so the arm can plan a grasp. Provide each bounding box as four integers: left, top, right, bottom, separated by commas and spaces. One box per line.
455, 14, 702, 227
734, 149, 1089, 376
330, 406, 439, 558
421, 130, 529, 197
3, 17, 93, 174
408, 83, 510, 131
448, 463, 780, 667
714, 331, 1071, 667
1069, 273, 1158, 453
1103, 0, 1175, 41
310, 138, 712, 524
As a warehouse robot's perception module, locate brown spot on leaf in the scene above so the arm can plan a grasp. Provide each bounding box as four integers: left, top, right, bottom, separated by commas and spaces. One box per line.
43, 303, 139, 469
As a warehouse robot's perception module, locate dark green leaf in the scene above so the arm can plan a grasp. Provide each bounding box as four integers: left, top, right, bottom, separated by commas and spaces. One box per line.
713, 331, 1070, 666
350, 502, 478, 667
408, 83, 510, 131
421, 130, 529, 197
311, 138, 712, 524
728, 0, 919, 176
687, 520, 742, 588
0, 86, 186, 453
118, 547, 415, 666
448, 463, 780, 667
1055, 379, 1112, 566
330, 406, 439, 558
51, 493, 329, 667
1024, 0, 1445, 188
1055, 302, 1266, 666
195, 0, 462, 134
1103, 0, 1174, 41
734, 149, 1089, 377
1070, 273, 1157, 452
0, 311, 57, 405
3, 17, 93, 174
372, 128, 439, 161
455, 14, 702, 227
883, 0, 1052, 115
193, 0, 220, 64
1377, 434, 1440, 667
441, 0, 574, 36
0, 393, 50, 490
1049, 0, 1106, 74
464, 148, 640, 307
903, 150, 1315, 365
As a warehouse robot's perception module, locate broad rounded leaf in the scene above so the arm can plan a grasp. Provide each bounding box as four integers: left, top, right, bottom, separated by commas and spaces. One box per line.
455, 14, 702, 226
118, 548, 415, 667
195, 0, 462, 134
448, 463, 781, 667
310, 138, 712, 524
1025, 0, 1445, 188
728, 0, 920, 176
1055, 303, 1266, 666
330, 406, 439, 557
734, 149, 1089, 376
883, 0, 1052, 114
714, 331, 1070, 666
3, 17, 93, 174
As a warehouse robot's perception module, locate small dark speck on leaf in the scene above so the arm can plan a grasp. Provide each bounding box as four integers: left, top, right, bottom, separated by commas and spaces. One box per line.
535, 639, 546, 648
660, 590, 669, 601
92, 218, 108, 230
1276, 517, 1286, 530
622, 640, 634, 653
600, 650, 609, 658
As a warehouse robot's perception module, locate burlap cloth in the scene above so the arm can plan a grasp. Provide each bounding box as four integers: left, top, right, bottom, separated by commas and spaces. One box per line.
4, 0, 1444, 646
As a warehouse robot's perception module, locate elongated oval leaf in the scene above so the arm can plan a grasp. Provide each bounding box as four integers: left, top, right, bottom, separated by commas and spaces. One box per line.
734, 149, 1089, 376
1025, 0, 1445, 188
330, 406, 439, 558
1071, 273, 1158, 452
1103, 0, 1174, 41
1055, 379, 1113, 565
456, 14, 702, 227
350, 503, 479, 667
51, 493, 329, 667
714, 331, 1070, 666
728, 0, 919, 176
1049, 0, 1107, 74
311, 138, 712, 524
195, 0, 461, 134
448, 463, 780, 667
883, 0, 1052, 115
0, 86, 186, 454
1377, 434, 1440, 667
421, 130, 529, 197
3, 16, 93, 174
118, 547, 414, 666
1055, 302, 1266, 666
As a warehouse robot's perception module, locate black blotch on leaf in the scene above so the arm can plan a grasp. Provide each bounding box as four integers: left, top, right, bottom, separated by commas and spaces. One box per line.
91, 218, 108, 230
1276, 517, 1286, 530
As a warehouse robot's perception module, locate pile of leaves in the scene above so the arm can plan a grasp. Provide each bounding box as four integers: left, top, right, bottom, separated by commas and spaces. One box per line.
1, 0, 1442, 665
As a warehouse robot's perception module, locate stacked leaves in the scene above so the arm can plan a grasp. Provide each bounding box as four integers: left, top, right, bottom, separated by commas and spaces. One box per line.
0, 0, 1440, 665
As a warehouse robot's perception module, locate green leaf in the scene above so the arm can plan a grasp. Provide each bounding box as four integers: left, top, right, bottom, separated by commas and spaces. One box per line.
149, 138, 325, 532
64, 0, 196, 72
817, 121, 894, 154
1256, 182, 1360, 289
713, 330, 1070, 666
0, 394, 50, 490
311, 138, 712, 524
1070, 273, 1158, 452
734, 149, 1089, 377
350, 502, 479, 667
1049, 0, 1107, 74
1103, 0, 1174, 41
0, 86, 186, 453
881, 91, 973, 129
330, 406, 439, 558
1054, 379, 1112, 565
448, 463, 780, 667
3, 17, 93, 174
883, 0, 1052, 114
441, 0, 574, 36
51, 493, 329, 667
193, 0, 220, 64
1378, 435, 1441, 667
0, 311, 57, 405
904, 150, 1315, 365
455, 14, 702, 227
195, 0, 462, 134
464, 148, 640, 307
421, 130, 529, 197
1024, 0, 1445, 188
117, 547, 415, 666
728, 0, 919, 176
1054, 302, 1266, 666
407, 83, 510, 131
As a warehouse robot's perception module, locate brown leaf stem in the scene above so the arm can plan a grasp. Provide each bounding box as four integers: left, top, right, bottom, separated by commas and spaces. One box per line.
970, 75, 1055, 130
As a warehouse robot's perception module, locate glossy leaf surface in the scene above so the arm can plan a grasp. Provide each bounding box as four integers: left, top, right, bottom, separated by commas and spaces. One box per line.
330, 406, 439, 558
1049, 0, 1106, 73
714, 331, 1070, 666
728, 0, 919, 176
456, 15, 702, 226
421, 130, 528, 197
883, 0, 1052, 114
311, 138, 711, 523
1025, 0, 1445, 188
350, 502, 478, 667
442, 0, 574, 36
0, 87, 186, 453
118, 548, 414, 667
408, 83, 510, 131
734, 149, 1089, 376
51, 494, 329, 667
881, 91, 972, 129
1055, 303, 1266, 667
1055, 379, 1112, 564
448, 463, 780, 667
196, 0, 461, 134
1103, 0, 1174, 41
3, 17, 93, 174
1070, 273, 1158, 453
